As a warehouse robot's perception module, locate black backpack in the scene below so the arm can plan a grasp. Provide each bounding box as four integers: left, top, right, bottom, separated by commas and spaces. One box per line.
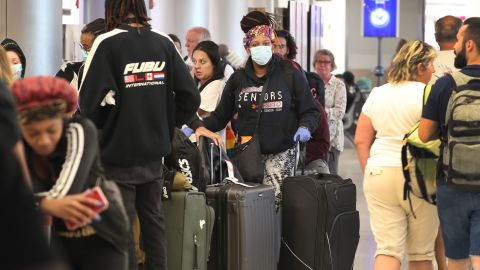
164, 129, 208, 191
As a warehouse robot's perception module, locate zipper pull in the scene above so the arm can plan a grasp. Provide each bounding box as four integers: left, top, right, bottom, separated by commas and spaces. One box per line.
193, 234, 199, 270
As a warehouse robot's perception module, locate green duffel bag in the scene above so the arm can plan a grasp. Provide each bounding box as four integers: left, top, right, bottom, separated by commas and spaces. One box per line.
164, 191, 215, 270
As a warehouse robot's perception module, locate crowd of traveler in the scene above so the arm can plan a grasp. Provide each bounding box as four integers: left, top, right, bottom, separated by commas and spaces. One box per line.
355, 15, 480, 270
2, 0, 480, 269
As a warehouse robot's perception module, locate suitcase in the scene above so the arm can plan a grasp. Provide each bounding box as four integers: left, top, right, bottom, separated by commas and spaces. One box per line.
163, 191, 215, 270
279, 173, 360, 270
206, 182, 277, 270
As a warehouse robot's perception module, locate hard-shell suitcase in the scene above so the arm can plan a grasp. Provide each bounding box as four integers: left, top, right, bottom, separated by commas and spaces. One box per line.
279, 173, 360, 270
164, 191, 215, 270
206, 182, 277, 270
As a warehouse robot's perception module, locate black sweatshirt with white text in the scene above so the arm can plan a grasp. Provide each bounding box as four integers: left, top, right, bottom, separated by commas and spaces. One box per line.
79, 24, 200, 167
191, 55, 319, 154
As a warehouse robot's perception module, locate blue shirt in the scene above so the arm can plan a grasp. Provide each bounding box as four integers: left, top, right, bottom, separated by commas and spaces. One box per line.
422, 65, 480, 182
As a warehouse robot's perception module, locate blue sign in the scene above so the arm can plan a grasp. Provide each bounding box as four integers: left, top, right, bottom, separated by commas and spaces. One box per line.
363, 0, 398, 37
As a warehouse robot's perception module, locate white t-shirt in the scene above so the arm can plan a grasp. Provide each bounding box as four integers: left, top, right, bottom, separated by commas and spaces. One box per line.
362, 81, 425, 167
189, 79, 227, 145
200, 79, 225, 112
429, 50, 457, 84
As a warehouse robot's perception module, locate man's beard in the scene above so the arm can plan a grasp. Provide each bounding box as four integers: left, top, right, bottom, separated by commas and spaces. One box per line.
454, 44, 467, 69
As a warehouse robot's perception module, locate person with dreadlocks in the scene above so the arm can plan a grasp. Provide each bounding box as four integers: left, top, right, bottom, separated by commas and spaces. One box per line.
187, 10, 319, 203
12, 76, 129, 270
78, 1, 214, 269
56, 18, 106, 90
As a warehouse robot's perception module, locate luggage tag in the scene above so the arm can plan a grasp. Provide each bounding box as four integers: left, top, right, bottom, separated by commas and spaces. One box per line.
224, 160, 256, 188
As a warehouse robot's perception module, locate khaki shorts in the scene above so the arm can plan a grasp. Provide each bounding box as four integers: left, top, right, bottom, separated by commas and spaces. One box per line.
363, 166, 439, 262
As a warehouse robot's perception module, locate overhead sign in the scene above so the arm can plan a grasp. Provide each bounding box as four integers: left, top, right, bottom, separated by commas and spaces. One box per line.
362, 0, 398, 37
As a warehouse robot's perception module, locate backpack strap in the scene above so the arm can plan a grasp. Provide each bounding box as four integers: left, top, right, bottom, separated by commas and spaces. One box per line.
450, 71, 478, 88
401, 137, 417, 218
279, 60, 296, 104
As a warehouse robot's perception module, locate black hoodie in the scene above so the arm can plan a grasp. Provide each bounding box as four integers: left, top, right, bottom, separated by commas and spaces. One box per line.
79, 24, 200, 167
192, 55, 319, 154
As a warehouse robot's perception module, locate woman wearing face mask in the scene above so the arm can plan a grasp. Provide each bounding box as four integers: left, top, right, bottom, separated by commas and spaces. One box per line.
56, 18, 106, 90
1, 38, 26, 81
12, 76, 128, 270
187, 11, 319, 203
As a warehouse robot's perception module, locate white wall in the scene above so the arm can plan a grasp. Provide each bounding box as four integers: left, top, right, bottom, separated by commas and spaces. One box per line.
209, 0, 249, 60
424, 0, 480, 49
315, 0, 347, 73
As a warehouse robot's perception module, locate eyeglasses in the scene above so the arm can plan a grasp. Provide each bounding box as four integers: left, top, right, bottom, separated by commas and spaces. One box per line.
316, 60, 332, 65
79, 43, 91, 52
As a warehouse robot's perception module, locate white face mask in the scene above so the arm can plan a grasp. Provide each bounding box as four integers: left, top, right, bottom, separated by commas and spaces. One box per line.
250, 46, 273, 66
11, 63, 22, 81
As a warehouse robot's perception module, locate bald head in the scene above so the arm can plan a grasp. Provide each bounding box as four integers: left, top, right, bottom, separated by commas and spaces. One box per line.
435, 15, 462, 50
185, 27, 211, 58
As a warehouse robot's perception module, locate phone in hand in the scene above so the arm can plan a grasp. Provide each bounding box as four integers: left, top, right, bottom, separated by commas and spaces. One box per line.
65, 187, 109, 230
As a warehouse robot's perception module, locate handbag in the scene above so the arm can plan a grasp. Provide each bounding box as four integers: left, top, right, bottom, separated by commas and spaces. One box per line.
230, 77, 270, 183
91, 175, 130, 252
198, 136, 244, 184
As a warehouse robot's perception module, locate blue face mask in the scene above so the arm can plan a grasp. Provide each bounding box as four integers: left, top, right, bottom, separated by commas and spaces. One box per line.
11, 64, 22, 81
250, 46, 272, 66
82, 50, 89, 61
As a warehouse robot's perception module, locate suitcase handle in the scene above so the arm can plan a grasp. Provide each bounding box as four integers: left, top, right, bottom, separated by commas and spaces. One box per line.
209, 142, 224, 185
294, 141, 307, 176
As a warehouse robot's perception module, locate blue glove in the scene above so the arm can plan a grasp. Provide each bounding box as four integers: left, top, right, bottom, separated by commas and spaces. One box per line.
293, 126, 311, 143
181, 126, 194, 137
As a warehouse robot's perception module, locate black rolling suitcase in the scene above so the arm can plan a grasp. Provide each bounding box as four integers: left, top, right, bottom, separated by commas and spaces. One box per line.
206, 182, 277, 270
279, 173, 360, 270
203, 141, 277, 270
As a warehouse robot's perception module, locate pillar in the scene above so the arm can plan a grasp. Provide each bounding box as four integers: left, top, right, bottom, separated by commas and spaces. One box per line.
5, 0, 63, 76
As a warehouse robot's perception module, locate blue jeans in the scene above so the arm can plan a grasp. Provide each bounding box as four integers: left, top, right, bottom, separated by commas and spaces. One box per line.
437, 184, 480, 259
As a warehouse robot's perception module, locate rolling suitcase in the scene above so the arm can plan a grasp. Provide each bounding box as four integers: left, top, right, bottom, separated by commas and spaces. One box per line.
203, 141, 277, 270
206, 182, 277, 270
279, 173, 360, 270
163, 191, 215, 270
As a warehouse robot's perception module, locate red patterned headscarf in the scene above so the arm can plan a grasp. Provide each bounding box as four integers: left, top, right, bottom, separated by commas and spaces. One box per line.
243, 25, 276, 48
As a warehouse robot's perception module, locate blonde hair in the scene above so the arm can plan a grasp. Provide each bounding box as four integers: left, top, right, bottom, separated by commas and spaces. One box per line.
387, 40, 436, 84
0, 47, 13, 87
